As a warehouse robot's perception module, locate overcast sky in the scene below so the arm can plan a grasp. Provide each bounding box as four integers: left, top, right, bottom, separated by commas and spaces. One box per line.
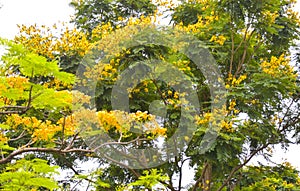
0, 0, 74, 39
0, 0, 299, 176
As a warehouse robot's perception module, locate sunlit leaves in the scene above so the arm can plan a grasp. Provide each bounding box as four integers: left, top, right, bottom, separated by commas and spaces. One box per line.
0, 0, 299, 190
239, 163, 300, 190
128, 169, 169, 189
0, 158, 59, 191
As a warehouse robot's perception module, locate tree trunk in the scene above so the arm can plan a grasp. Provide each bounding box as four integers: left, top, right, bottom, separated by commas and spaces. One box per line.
202, 162, 212, 191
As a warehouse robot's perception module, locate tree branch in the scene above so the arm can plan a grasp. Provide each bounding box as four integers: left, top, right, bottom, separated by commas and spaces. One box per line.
0, 147, 93, 164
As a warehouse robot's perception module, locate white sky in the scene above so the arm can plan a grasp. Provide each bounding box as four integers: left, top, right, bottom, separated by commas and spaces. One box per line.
0, 0, 299, 188
0, 0, 74, 39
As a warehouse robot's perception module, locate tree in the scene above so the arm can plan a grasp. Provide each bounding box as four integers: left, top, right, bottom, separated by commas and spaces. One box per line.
1, 0, 300, 190
70, 0, 157, 32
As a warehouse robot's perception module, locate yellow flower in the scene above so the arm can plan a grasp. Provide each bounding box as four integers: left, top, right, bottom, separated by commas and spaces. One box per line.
0, 133, 8, 143
210, 35, 226, 45
173, 92, 179, 99
260, 54, 297, 79
228, 100, 236, 111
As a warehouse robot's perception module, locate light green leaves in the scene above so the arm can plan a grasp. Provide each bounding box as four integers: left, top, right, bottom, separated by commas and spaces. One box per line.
0, 158, 59, 191
0, 38, 75, 83
128, 169, 169, 189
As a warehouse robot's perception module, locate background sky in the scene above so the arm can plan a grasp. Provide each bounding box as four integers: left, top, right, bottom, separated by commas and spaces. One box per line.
0, 0, 74, 39
0, 0, 299, 186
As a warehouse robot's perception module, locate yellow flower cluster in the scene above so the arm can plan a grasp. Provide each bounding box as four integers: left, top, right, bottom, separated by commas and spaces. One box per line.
261, 54, 297, 78
32, 120, 61, 141
210, 35, 227, 45
148, 124, 167, 136
228, 99, 238, 113
6, 114, 24, 128
97, 110, 127, 132
188, 0, 209, 3
15, 24, 91, 59
160, 89, 187, 109
167, 98, 183, 108
127, 80, 152, 97
83, 59, 119, 85
196, 104, 236, 132
43, 78, 73, 90
287, 8, 300, 25
5, 76, 29, 89
262, 10, 279, 24
0, 132, 8, 143
220, 120, 233, 132
91, 17, 154, 62
250, 99, 259, 105
176, 13, 219, 34
130, 111, 155, 122
91, 22, 114, 40
83, 64, 105, 82
57, 27, 90, 57
95, 110, 166, 137
84, 16, 158, 86
6, 114, 62, 141
127, 15, 154, 26
172, 60, 192, 73
281, 181, 295, 189
57, 116, 77, 136
0, 97, 8, 106
67, 109, 99, 132
153, 0, 177, 9
225, 99, 239, 115
196, 112, 212, 125
100, 64, 118, 81
225, 74, 247, 88
1, 76, 29, 99
52, 91, 73, 107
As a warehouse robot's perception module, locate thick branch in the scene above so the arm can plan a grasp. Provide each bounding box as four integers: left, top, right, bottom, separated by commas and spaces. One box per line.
0, 147, 93, 164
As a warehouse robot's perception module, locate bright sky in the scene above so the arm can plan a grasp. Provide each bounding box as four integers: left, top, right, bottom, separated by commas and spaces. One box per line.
0, 0, 74, 39
0, 0, 299, 187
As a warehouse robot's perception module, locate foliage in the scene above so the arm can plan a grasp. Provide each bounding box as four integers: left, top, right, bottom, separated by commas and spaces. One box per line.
0, 0, 300, 190
237, 163, 300, 191
0, 158, 59, 191
70, 0, 157, 32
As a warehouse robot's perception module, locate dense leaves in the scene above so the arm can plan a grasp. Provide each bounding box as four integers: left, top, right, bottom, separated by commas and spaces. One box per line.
0, 0, 300, 190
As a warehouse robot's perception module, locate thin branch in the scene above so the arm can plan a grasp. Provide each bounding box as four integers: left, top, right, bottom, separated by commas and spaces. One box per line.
102, 153, 141, 178
9, 130, 27, 142
0, 110, 26, 114
93, 137, 150, 151
0, 105, 28, 109
65, 132, 80, 150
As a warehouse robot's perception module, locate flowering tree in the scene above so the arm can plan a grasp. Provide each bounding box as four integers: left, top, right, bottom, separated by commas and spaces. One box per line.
0, 0, 300, 190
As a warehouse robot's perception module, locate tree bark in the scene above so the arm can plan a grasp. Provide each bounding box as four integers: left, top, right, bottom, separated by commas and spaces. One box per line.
202, 162, 212, 191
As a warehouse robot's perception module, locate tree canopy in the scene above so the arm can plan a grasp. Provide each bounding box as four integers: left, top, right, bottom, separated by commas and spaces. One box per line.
0, 0, 300, 190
